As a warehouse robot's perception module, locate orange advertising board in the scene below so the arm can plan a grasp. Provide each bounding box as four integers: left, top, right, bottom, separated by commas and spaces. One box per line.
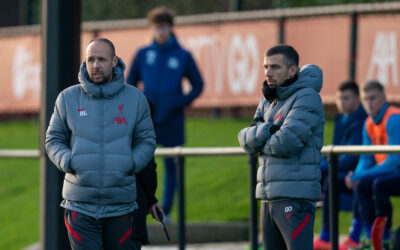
356, 15, 400, 102
0, 35, 41, 113
99, 20, 278, 108
285, 15, 350, 104
2, 13, 400, 114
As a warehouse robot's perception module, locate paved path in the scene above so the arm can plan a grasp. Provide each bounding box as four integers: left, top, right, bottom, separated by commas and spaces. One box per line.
23, 242, 251, 250
143, 242, 249, 250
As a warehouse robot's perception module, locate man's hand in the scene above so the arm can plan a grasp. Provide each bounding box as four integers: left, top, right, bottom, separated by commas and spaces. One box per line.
149, 203, 163, 222
345, 171, 354, 190
269, 124, 281, 134
249, 116, 265, 127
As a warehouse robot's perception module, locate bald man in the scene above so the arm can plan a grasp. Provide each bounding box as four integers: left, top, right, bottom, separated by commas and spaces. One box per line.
46, 38, 156, 249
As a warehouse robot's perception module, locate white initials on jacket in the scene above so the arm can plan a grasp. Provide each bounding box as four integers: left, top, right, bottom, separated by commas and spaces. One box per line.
80, 111, 87, 116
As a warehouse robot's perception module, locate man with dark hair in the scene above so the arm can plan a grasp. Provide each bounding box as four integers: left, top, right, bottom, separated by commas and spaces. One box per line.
314, 81, 367, 250
45, 38, 156, 249
346, 80, 400, 249
265, 44, 299, 66
147, 6, 174, 26
127, 6, 203, 220
238, 44, 324, 250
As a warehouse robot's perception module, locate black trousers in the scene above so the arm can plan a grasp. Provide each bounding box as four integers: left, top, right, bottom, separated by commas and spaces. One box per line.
354, 172, 400, 232
261, 199, 316, 250
64, 209, 135, 250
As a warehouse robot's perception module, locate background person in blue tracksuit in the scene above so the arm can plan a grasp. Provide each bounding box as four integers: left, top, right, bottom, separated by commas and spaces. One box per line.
127, 6, 204, 220
314, 81, 367, 250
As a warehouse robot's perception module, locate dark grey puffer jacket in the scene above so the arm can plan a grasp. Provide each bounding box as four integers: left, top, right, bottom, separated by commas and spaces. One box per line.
238, 64, 324, 201
45, 58, 156, 218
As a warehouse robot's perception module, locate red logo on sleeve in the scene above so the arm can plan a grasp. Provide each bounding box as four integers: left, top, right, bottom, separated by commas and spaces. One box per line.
274, 113, 284, 123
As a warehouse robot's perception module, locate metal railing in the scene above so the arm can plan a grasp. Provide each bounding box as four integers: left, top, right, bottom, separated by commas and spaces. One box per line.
2, 145, 400, 250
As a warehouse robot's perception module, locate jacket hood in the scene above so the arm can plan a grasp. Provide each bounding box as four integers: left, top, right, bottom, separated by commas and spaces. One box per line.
78, 57, 126, 98
151, 33, 180, 51
277, 64, 323, 100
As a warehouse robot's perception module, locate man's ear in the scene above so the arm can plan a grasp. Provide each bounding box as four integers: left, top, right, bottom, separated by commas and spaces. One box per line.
112, 56, 118, 67
288, 65, 298, 78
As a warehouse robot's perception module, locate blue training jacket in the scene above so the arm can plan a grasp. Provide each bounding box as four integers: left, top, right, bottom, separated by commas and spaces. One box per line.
127, 34, 204, 146
319, 104, 367, 178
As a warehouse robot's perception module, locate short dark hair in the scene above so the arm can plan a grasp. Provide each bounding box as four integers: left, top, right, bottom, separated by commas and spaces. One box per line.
265, 44, 299, 67
338, 80, 360, 96
147, 6, 174, 26
88, 37, 116, 58
362, 80, 384, 93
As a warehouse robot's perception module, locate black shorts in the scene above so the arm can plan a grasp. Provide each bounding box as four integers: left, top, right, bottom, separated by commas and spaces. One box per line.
64, 209, 135, 250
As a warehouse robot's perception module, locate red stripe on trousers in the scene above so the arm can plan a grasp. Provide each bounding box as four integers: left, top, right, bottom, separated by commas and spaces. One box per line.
119, 226, 132, 245
285, 211, 294, 219
64, 216, 82, 243
291, 213, 310, 241
72, 211, 77, 221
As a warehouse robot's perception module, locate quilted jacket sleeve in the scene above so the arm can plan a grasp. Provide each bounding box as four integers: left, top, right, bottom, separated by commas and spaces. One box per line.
45, 92, 73, 173
173, 52, 204, 108
238, 97, 274, 154
262, 89, 324, 157
127, 50, 142, 87
132, 94, 157, 173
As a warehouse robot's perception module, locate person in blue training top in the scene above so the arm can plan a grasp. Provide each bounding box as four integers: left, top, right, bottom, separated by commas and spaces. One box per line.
314, 81, 367, 250
346, 80, 400, 250
127, 6, 204, 220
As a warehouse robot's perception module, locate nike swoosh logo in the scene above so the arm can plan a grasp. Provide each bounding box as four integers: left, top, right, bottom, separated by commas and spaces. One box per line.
77, 107, 87, 112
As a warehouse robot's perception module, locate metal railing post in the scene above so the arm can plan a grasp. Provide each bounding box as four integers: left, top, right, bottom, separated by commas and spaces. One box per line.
249, 155, 258, 250
279, 17, 285, 44
175, 156, 186, 250
328, 153, 339, 250
5, 145, 400, 249
349, 12, 358, 80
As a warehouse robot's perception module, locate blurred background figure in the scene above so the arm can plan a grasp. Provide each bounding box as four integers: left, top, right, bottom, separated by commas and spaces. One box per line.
127, 6, 204, 221
346, 80, 400, 250
131, 98, 164, 249
314, 81, 367, 250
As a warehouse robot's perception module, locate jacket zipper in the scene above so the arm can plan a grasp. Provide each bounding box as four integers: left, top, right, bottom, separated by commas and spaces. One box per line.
99, 87, 104, 219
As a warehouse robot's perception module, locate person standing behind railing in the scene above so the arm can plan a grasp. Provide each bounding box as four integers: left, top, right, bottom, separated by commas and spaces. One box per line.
131, 98, 164, 249
346, 80, 400, 250
314, 81, 367, 250
238, 44, 324, 250
127, 6, 204, 221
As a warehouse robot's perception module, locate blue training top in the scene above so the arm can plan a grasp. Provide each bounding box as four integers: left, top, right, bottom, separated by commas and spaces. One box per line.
127, 34, 204, 146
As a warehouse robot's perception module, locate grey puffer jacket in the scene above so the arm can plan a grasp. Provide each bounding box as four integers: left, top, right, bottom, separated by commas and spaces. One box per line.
238, 64, 324, 201
45, 58, 156, 218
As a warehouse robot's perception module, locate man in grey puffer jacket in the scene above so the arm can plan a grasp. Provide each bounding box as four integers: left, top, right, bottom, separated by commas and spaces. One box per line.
238, 45, 324, 250
45, 38, 156, 250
